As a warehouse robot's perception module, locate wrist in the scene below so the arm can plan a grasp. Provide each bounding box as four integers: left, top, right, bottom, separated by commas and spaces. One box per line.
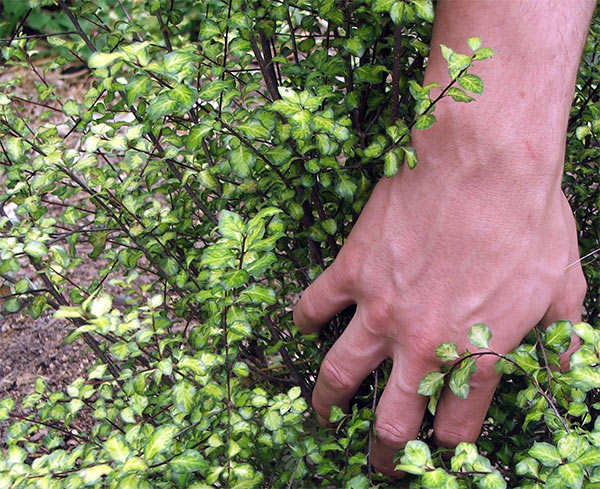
410, 103, 565, 193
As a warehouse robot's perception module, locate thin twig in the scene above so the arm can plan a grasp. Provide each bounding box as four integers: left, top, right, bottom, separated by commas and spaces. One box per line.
56, 0, 97, 53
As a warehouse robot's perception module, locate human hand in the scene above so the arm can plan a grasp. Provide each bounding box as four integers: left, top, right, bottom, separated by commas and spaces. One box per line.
293, 0, 594, 476
293, 157, 586, 475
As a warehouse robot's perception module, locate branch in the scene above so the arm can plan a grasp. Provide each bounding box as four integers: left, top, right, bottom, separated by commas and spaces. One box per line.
391, 24, 402, 123
250, 34, 280, 101
56, 0, 96, 53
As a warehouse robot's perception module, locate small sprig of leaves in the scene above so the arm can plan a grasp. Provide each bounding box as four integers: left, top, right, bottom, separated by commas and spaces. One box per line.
418, 323, 493, 414
381, 38, 496, 176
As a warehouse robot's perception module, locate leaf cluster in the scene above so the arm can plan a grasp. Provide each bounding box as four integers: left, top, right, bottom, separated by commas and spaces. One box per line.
0, 0, 598, 488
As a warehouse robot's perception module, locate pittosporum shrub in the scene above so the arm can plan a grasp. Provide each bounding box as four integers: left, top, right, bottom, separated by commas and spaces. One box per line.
0, 1, 599, 488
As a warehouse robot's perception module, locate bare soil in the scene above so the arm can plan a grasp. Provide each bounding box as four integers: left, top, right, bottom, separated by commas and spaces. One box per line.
1, 62, 97, 433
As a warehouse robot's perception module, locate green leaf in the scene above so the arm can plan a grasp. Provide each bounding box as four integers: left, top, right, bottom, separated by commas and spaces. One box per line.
238, 120, 270, 139
468, 323, 492, 349
529, 442, 562, 467
271, 100, 299, 117
414, 114, 436, 130
238, 284, 276, 305
418, 371, 445, 396
221, 269, 249, 290
186, 124, 212, 152
104, 435, 131, 464
570, 366, 600, 391
199, 80, 229, 100
346, 474, 370, 489
173, 381, 196, 414
383, 149, 401, 177
88, 52, 123, 68
4, 298, 20, 313
442, 48, 471, 79
229, 144, 257, 179
7, 445, 26, 465
90, 295, 112, 317
80, 464, 112, 485
345, 37, 365, 57
509, 346, 540, 372
329, 405, 346, 423
467, 37, 481, 51
480, 471, 507, 489
402, 146, 418, 169
373, 0, 395, 12
164, 50, 197, 73
573, 322, 595, 344
6, 137, 24, 161
390, 2, 410, 24
126, 75, 151, 105
267, 146, 292, 165
170, 85, 198, 110
474, 47, 496, 61
421, 468, 448, 489
232, 361, 249, 377
355, 65, 387, 83
178, 356, 207, 375
435, 342, 459, 362
576, 447, 600, 466
264, 410, 283, 431
169, 449, 208, 474
494, 357, 516, 375
401, 440, 431, 466
515, 457, 539, 478
335, 174, 358, 199
145, 425, 178, 461
24, 240, 47, 259
449, 357, 476, 399
147, 95, 178, 120
558, 462, 583, 489
63, 99, 79, 117
219, 210, 245, 242
410, 0, 434, 22
245, 252, 277, 276
457, 74, 483, 94
557, 432, 582, 460
544, 321, 572, 353
446, 87, 475, 103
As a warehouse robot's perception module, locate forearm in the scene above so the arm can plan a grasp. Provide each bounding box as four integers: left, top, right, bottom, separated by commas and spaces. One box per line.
411, 0, 596, 190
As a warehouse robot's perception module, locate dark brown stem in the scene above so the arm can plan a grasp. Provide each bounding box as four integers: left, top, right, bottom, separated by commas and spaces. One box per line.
155, 11, 172, 52
250, 34, 280, 101
56, 0, 97, 53
391, 24, 402, 123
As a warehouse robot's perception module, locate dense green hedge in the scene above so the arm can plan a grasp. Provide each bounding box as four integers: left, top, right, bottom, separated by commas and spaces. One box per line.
0, 1, 599, 487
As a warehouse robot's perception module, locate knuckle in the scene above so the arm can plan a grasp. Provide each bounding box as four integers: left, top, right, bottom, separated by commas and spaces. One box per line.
435, 426, 477, 449
333, 250, 361, 289
319, 355, 356, 393
365, 298, 395, 330
571, 272, 588, 304
296, 288, 320, 324
471, 356, 501, 385
375, 419, 411, 448
551, 270, 588, 322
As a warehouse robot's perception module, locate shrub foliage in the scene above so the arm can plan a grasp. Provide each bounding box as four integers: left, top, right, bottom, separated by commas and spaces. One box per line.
0, 1, 599, 488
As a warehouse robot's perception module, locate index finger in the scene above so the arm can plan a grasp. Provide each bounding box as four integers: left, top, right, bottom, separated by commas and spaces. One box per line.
293, 263, 354, 334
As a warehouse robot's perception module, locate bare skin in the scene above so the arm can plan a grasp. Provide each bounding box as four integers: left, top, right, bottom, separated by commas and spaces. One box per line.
294, 0, 596, 476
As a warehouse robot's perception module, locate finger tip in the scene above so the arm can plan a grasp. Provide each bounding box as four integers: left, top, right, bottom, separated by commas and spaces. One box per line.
371, 459, 405, 480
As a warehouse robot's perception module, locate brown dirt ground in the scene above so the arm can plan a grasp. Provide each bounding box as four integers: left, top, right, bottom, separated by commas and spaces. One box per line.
0, 61, 99, 442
